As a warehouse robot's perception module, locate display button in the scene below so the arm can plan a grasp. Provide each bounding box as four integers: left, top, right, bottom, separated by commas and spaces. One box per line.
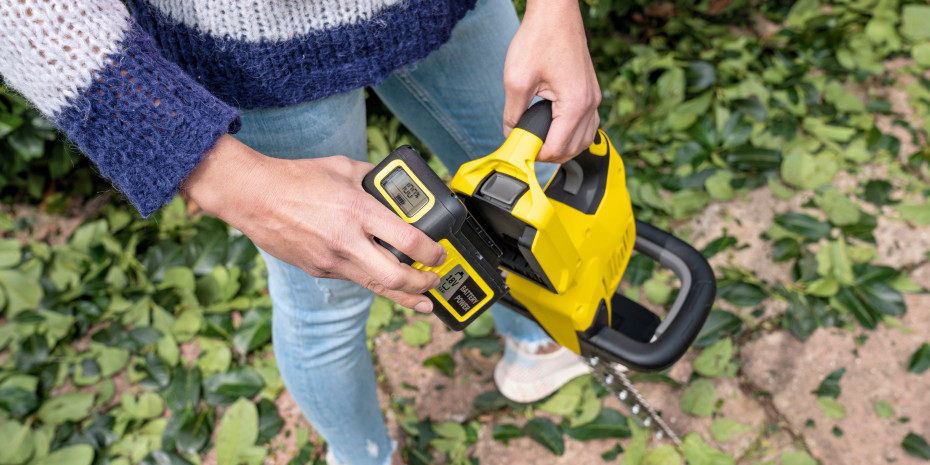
478, 173, 527, 207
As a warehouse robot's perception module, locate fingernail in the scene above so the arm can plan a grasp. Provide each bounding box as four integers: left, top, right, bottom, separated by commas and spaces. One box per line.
434, 249, 447, 266
415, 301, 432, 313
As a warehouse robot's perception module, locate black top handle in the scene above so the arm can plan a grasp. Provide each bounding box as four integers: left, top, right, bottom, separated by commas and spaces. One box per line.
514, 99, 553, 142
581, 220, 717, 371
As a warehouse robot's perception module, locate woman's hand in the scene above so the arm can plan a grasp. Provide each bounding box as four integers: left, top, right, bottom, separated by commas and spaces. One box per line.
185, 135, 446, 312
503, 0, 601, 164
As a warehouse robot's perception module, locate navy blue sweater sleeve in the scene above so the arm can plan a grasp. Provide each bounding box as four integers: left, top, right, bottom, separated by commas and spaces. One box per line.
53, 24, 241, 216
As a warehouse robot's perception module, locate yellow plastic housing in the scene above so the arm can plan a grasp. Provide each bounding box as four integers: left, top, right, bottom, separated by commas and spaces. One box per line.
450, 128, 636, 353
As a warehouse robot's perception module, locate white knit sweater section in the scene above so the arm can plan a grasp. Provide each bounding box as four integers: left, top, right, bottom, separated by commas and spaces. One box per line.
147, 0, 405, 42
0, 0, 405, 118
0, 0, 131, 117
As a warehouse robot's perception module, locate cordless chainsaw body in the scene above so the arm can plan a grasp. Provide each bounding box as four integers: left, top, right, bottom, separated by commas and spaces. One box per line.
363, 100, 715, 372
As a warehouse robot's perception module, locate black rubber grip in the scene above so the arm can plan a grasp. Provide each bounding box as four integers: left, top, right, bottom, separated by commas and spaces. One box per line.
581, 220, 716, 372
514, 100, 553, 142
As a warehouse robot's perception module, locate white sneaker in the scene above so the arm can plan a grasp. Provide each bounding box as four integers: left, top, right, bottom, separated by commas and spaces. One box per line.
493, 338, 592, 403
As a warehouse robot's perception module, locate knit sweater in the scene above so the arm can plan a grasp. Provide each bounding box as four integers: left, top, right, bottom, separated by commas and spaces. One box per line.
0, 0, 477, 215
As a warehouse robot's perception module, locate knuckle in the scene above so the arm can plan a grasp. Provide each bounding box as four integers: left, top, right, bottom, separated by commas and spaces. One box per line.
363, 279, 386, 295
378, 271, 404, 291
313, 253, 339, 271
394, 228, 422, 253
503, 72, 528, 91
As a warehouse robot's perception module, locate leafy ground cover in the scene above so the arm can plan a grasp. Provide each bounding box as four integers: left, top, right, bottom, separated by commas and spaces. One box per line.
2, 0, 930, 463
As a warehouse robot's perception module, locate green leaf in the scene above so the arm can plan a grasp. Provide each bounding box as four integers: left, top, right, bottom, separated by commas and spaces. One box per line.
816, 397, 846, 419
642, 445, 681, 465
874, 401, 894, 419
815, 187, 861, 226
565, 408, 631, 440
680, 379, 717, 417
523, 418, 564, 456
823, 81, 865, 113
215, 398, 260, 465
685, 61, 717, 93
623, 254, 655, 287
694, 310, 742, 348
462, 310, 495, 338
896, 203, 930, 224
432, 421, 466, 441
31, 445, 94, 465
781, 148, 839, 190
491, 424, 524, 443
203, 368, 265, 406
862, 180, 896, 206
95, 344, 130, 377
700, 233, 738, 259
732, 98, 767, 122
177, 408, 214, 455
774, 213, 832, 242
0, 239, 22, 268
139, 450, 194, 465
366, 297, 393, 337
0, 113, 24, 139
0, 269, 44, 317
780, 450, 818, 465
811, 368, 845, 399
710, 418, 750, 443
37, 391, 95, 424
644, 277, 672, 305
901, 5, 930, 42
717, 281, 767, 307
256, 399, 284, 446
14, 333, 48, 373
0, 420, 35, 465
538, 376, 585, 416
166, 366, 202, 412
602, 444, 625, 461
159, 267, 196, 291
914, 42, 930, 68
233, 307, 272, 355
0, 387, 38, 416
907, 343, 930, 374
401, 320, 432, 347
835, 286, 879, 329
860, 281, 906, 317
197, 339, 232, 377
725, 147, 782, 172
903, 433, 930, 459
681, 433, 735, 465
473, 390, 509, 412
705, 171, 734, 201
121, 391, 165, 420
693, 338, 734, 377
422, 353, 455, 377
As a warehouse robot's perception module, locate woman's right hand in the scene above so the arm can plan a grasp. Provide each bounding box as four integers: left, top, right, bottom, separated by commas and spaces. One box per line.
184, 134, 446, 312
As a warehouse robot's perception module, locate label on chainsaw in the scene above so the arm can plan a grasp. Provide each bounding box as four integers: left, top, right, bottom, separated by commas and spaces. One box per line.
435, 264, 487, 317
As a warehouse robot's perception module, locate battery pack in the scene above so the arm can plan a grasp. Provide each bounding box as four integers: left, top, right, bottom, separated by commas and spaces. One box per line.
362, 146, 508, 330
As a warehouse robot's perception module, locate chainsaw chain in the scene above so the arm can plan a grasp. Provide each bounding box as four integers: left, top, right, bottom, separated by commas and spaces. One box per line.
586, 356, 683, 447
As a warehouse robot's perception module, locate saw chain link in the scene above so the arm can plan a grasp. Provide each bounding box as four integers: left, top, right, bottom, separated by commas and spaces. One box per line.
586, 356, 683, 447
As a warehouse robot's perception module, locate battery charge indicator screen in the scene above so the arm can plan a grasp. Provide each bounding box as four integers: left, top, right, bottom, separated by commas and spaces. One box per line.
382, 167, 428, 217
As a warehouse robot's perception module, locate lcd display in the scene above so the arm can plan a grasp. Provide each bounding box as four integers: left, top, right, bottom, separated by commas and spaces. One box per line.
381, 167, 428, 217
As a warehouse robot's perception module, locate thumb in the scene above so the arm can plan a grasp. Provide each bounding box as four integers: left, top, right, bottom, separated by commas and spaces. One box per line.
503, 89, 535, 137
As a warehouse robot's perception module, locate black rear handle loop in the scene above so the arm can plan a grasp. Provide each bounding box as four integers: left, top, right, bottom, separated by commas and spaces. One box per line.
581, 220, 716, 372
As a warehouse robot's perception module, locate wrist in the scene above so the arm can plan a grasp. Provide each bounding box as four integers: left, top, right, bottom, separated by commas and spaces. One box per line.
183, 134, 269, 228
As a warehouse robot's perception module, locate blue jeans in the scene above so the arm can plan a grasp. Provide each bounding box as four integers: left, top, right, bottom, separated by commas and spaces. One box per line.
232, 0, 551, 463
